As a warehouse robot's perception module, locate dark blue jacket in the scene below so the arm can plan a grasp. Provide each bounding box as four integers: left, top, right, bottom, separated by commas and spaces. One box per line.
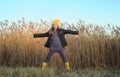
34, 28, 79, 48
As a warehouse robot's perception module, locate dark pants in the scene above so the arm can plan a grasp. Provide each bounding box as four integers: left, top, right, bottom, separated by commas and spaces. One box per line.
44, 50, 67, 63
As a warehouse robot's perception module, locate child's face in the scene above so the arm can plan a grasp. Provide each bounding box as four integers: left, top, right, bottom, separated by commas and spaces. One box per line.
53, 24, 58, 29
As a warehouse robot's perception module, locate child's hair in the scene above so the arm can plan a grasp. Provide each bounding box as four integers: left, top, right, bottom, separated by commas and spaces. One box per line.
49, 24, 59, 35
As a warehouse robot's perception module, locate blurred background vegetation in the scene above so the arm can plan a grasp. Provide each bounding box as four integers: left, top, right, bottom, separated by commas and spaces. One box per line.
0, 18, 120, 69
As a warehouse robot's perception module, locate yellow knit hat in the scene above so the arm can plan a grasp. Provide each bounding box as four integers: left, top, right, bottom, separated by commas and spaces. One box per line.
53, 19, 60, 25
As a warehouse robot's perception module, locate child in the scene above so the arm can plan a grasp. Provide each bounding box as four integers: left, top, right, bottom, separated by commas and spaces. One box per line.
34, 19, 80, 70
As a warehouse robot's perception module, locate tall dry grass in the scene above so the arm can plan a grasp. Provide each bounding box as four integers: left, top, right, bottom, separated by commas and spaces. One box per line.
0, 18, 120, 69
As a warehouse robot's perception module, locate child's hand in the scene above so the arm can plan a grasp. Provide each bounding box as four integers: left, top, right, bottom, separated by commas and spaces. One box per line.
78, 31, 80, 35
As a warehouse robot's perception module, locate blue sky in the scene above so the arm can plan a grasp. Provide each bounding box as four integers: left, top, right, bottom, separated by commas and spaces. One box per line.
0, 0, 120, 26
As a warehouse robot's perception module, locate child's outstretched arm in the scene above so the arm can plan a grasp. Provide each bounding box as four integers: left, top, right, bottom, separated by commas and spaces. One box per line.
34, 32, 49, 38
63, 29, 80, 35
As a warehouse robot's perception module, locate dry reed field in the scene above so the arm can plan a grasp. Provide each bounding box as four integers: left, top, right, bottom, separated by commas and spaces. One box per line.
0, 18, 120, 70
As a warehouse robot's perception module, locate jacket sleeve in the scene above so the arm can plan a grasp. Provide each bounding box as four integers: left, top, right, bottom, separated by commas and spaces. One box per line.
63, 29, 79, 35
34, 31, 49, 38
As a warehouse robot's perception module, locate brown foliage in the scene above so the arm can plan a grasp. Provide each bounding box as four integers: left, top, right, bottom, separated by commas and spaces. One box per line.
0, 19, 120, 69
